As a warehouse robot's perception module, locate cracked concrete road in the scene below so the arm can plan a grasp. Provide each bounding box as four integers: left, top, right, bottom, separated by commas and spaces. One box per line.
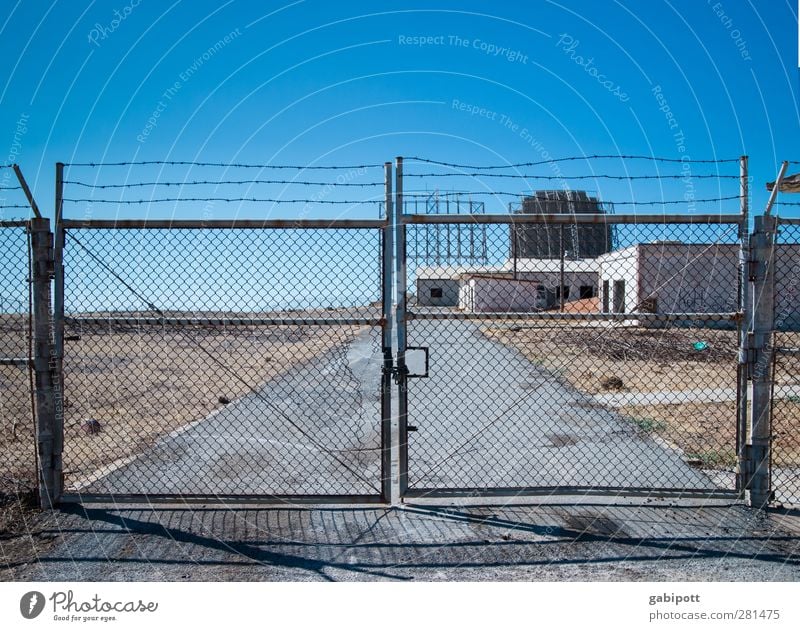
3, 500, 799, 581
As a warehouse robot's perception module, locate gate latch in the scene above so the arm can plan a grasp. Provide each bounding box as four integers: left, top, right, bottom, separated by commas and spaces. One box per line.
389, 347, 430, 383
405, 346, 429, 379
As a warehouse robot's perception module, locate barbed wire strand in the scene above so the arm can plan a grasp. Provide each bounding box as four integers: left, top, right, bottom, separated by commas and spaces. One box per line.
64, 179, 384, 189
63, 197, 382, 205
404, 172, 740, 180
63, 195, 741, 206
63, 160, 383, 169
406, 155, 741, 169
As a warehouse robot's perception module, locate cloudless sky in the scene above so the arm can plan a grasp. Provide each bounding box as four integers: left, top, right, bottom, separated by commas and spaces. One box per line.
0, 0, 798, 221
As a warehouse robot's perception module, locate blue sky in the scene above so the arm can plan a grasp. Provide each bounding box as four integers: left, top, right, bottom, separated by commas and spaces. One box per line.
1, 0, 799, 221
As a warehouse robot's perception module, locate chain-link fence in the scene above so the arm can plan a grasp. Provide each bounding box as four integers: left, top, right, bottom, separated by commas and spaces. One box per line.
0, 221, 35, 497
59, 223, 387, 500
772, 219, 800, 505
401, 216, 743, 496
10, 155, 797, 507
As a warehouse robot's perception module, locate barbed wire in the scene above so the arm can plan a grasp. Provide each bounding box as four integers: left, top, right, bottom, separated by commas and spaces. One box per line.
404, 172, 740, 180
406, 155, 741, 169
399, 191, 741, 204
64, 178, 384, 189
0, 204, 30, 209
62, 194, 739, 206
63, 197, 382, 205
64, 160, 384, 169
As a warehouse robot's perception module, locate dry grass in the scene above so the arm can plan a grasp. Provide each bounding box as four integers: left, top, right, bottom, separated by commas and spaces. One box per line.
484, 324, 738, 394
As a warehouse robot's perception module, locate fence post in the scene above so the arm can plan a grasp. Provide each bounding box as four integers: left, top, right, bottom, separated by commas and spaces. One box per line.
53, 163, 65, 388
736, 155, 749, 495
394, 156, 408, 497
747, 213, 776, 507
381, 161, 394, 503
29, 217, 60, 508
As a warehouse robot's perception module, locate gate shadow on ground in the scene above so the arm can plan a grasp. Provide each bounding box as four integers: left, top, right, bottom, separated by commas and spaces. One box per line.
8, 501, 800, 581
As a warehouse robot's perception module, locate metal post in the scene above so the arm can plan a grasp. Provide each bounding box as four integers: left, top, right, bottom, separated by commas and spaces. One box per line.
30, 218, 58, 508
736, 155, 750, 494
765, 161, 788, 217
54, 164, 65, 363
12, 165, 41, 218
395, 156, 408, 497
748, 214, 776, 507
52, 163, 65, 503
381, 162, 394, 503
512, 223, 518, 280
559, 224, 565, 313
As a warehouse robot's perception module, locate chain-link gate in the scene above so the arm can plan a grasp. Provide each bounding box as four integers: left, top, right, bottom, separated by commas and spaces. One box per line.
396, 208, 746, 499
55, 219, 391, 503
772, 217, 800, 505
0, 220, 36, 497
17, 155, 799, 508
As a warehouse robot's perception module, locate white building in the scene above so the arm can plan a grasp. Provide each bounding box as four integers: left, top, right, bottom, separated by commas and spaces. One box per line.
596, 242, 740, 316
416, 258, 599, 310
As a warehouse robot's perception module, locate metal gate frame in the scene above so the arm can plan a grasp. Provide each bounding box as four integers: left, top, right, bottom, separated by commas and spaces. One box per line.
393, 155, 757, 502
17, 157, 791, 507
42, 164, 396, 505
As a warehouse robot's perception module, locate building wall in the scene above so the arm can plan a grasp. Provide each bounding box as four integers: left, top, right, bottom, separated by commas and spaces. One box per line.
775, 244, 800, 330
416, 278, 460, 306
597, 248, 639, 313
458, 277, 543, 312
516, 271, 598, 306
637, 243, 739, 313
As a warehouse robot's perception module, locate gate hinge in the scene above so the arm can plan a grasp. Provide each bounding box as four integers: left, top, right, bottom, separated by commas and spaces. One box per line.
739, 445, 754, 479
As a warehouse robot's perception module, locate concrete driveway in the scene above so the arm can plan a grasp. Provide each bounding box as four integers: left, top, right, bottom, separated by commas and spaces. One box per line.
405, 318, 713, 491
73, 317, 717, 497
75, 328, 384, 497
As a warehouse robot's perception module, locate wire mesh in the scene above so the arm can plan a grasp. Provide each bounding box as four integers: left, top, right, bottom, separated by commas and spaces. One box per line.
0, 222, 35, 496
403, 219, 742, 493
772, 220, 800, 505
60, 226, 385, 497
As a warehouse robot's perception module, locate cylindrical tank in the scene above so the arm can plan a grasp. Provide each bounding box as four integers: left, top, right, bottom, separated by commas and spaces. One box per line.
513, 191, 614, 259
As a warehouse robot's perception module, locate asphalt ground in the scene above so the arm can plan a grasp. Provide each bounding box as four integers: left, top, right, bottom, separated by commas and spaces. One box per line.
3, 499, 799, 581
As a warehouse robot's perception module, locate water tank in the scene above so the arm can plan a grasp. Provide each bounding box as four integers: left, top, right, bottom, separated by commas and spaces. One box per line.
512, 190, 614, 259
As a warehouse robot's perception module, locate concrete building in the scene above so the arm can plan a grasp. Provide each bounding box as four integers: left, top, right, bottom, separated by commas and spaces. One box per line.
501, 257, 599, 306
458, 275, 542, 312
416, 258, 598, 310
415, 265, 499, 307
596, 242, 739, 315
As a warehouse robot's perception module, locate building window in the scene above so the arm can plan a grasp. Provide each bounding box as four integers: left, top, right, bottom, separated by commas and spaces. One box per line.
430, 287, 443, 298
579, 285, 594, 299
